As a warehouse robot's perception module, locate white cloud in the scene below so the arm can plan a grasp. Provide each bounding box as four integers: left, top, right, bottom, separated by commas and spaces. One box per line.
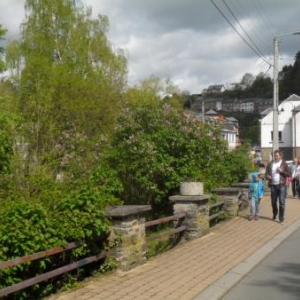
1, 0, 300, 94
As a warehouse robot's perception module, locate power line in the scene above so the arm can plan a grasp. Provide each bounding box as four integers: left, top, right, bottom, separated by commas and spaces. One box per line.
255, 0, 276, 37
209, 0, 271, 66
222, 0, 271, 64
231, 0, 272, 51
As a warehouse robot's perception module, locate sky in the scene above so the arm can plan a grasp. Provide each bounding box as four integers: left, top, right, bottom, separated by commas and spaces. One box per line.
1, 0, 300, 94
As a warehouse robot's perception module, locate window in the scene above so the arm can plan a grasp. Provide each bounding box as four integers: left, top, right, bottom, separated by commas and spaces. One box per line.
271, 131, 282, 142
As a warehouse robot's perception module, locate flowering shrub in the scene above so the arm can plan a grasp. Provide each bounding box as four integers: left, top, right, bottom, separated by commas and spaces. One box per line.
105, 102, 238, 217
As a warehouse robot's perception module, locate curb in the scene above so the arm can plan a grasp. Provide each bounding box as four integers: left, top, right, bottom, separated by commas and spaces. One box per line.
192, 217, 300, 300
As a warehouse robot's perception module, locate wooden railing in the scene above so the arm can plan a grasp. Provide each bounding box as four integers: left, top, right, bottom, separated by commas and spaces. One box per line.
209, 200, 225, 221
0, 241, 107, 298
0, 197, 232, 298
145, 212, 187, 241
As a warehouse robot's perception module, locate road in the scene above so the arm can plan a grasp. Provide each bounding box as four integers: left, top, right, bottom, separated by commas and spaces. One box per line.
222, 225, 300, 300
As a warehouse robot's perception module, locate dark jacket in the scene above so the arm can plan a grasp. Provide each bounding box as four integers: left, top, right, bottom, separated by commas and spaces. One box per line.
265, 160, 290, 186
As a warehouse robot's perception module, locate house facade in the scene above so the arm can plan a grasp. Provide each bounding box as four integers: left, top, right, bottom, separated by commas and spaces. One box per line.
260, 94, 300, 164
205, 111, 240, 151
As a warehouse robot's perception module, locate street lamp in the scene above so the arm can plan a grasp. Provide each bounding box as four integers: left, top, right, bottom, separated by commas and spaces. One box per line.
272, 30, 300, 155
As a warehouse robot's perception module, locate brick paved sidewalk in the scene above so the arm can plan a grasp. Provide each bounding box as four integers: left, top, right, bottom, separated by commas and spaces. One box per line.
47, 196, 300, 300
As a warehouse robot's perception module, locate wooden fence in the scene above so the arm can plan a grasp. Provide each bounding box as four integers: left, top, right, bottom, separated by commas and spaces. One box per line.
0, 200, 226, 298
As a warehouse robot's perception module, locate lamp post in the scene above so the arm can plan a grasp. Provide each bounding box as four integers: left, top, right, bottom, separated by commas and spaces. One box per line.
272, 30, 300, 155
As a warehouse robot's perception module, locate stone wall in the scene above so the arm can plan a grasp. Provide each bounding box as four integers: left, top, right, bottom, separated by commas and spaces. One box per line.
106, 182, 248, 271
106, 205, 151, 272
170, 195, 210, 240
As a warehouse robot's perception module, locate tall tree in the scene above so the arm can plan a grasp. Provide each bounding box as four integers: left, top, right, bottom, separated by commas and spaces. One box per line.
6, 0, 127, 165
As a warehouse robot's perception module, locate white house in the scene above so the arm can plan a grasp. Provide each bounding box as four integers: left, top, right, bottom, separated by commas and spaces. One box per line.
260, 94, 300, 164
221, 124, 238, 151
205, 112, 239, 151
240, 101, 255, 112
204, 85, 226, 94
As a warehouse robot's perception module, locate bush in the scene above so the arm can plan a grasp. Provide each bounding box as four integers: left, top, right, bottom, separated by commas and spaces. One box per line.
0, 177, 121, 299
105, 102, 236, 217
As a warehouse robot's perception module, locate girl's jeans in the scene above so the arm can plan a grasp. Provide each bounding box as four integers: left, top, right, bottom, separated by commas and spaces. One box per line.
250, 196, 261, 216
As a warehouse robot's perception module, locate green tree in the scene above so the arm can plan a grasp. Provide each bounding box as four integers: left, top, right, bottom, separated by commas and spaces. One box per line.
280, 51, 300, 99
242, 73, 272, 98
104, 99, 240, 217
6, 0, 127, 169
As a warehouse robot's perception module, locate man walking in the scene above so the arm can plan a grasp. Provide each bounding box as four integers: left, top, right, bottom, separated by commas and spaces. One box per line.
265, 150, 290, 223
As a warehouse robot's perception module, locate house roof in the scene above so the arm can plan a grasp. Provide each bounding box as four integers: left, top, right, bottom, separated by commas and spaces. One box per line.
226, 117, 238, 122
260, 107, 272, 115
207, 85, 225, 90
260, 94, 300, 116
285, 94, 300, 101
206, 109, 218, 115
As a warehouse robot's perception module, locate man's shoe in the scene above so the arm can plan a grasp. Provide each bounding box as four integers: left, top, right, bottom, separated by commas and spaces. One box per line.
254, 215, 258, 220
249, 216, 253, 221
272, 215, 277, 220
279, 221, 284, 224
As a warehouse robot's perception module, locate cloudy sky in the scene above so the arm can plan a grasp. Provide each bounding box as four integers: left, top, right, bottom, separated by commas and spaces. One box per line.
1, 0, 300, 94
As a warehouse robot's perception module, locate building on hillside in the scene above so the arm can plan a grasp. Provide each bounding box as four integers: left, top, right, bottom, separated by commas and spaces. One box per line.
204, 98, 223, 111
203, 85, 225, 95
256, 98, 273, 113
260, 94, 300, 164
190, 94, 203, 111
240, 100, 255, 112
221, 100, 234, 112
191, 89, 272, 113
191, 96, 223, 113
197, 97, 272, 113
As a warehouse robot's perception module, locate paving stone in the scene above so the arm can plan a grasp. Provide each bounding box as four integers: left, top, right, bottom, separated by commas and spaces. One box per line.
46, 196, 300, 300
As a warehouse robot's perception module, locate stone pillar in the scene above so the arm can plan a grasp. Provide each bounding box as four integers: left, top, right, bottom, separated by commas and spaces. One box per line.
106, 205, 151, 272
211, 187, 248, 215
222, 196, 239, 217
169, 195, 210, 240
230, 183, 250, 211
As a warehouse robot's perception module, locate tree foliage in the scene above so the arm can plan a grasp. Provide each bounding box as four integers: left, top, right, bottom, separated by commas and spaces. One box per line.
242, 74, 272, 98
222, 73, 273, 99
104, 99, 249, 217
279, 51, 300, 99
6, 0, 127, 167
0, 4, 254, 297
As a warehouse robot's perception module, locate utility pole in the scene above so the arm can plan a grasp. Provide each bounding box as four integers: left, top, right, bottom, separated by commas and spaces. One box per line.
272, 37, 279, 154
272, 30, 300, 157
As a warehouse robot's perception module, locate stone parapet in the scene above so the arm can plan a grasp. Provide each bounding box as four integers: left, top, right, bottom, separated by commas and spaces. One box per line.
222, 196, 239, 218
169, 195, 211, 240
212, 186, 249, 214
106, 205, 151, 271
